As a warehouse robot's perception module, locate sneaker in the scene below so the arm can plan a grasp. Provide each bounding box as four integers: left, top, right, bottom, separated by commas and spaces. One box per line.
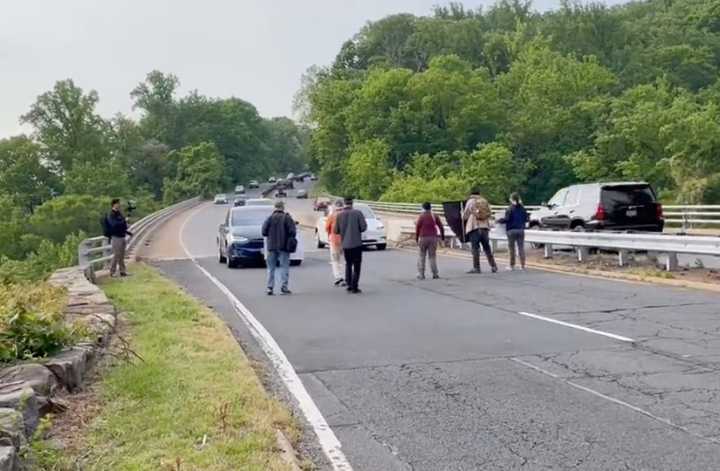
352, 288, 363, 294
491, 266, 498, 273
334, 279, 344, 286
266, 289, 274, 296
417, 274, 425, 280
281, 287, 292, 295
120, 273, 130, 277
467, 269, 481, 274
432, 274, 440, 279
506, 266, 515, 271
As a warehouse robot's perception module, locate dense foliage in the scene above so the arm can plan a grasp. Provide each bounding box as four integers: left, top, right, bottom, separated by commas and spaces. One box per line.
299, 0, 720, 204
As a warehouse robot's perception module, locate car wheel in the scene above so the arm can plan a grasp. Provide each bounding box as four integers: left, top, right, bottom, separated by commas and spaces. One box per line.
290, 259, 302, 266
227, 257, 237, 269
376, 244, 387, 251
218, 248, 227, 264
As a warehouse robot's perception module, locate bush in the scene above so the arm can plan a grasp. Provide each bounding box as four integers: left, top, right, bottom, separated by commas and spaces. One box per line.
0, 232, 85, 284
382, 175, 470, 203
0, 283, 75, 362
30, 194, 106, 243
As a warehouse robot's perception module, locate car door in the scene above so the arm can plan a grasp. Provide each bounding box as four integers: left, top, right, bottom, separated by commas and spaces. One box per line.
554, 185, 580, 230
539, 188, 569, 229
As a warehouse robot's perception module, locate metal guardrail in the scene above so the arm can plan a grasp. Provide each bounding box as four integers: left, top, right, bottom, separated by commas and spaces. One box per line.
78, 197, 201, 277
357, 200, 542, 215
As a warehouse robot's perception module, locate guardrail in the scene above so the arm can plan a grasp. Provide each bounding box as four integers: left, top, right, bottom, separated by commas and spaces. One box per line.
78, 197, 201, 279
357, 200, 541, 215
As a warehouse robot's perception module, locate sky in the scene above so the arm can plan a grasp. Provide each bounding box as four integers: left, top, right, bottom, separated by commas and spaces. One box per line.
0, 0, 629, 138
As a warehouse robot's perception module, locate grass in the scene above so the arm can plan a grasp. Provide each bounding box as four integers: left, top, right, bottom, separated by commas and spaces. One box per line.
30, 264, 297, 470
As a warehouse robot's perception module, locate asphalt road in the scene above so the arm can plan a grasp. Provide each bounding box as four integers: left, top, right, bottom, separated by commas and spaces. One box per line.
152, 182, 720, 470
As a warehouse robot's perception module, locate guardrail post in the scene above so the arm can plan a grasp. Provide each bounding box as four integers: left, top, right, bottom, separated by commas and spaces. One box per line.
576, 246, 589, 263
544, 244, 553, 259
618, 250, 628, 267
491, 239, 498, 253
666, 253, 679, 272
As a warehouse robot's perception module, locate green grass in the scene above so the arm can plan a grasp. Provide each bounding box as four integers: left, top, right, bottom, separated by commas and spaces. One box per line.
31, 264, 296, 470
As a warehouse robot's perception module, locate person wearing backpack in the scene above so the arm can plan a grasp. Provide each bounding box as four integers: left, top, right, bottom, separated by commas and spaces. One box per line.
262, 200, 296, 295
499, 192, 529, 270
415, 202, 445, 280
103, 198, 133, 277
462, 188, 497, 274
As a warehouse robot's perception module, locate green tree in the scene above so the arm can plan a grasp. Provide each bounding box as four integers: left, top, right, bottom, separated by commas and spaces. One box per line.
345, 140, 393, 200
29, 195, 107, 243
0, 136, 59, 212
163, 142, 226, 202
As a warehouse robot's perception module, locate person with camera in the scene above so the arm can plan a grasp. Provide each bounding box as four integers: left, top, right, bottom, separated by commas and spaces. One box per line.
262, 200, 297, 295
102, 198, 133, 277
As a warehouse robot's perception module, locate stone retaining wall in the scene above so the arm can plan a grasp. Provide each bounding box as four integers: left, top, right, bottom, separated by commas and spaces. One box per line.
0, 267, 116, 471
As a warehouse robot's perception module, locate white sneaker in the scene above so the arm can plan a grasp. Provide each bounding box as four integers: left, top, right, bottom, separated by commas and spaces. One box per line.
506, 266, 515, 271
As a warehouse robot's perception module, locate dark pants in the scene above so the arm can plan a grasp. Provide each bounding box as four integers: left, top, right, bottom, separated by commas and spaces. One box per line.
468, 229, 496, 271
343, 246, 363, 291
507, 229, 526, 268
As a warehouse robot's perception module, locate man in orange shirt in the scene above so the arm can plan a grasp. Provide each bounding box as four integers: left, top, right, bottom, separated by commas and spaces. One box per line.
325, 199, 346, 286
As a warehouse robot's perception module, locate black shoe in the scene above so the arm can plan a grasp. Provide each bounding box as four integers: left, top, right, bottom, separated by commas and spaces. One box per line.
491, 266, 498, 273
352, 288, 362, 294
432, 274, 440, 279
416, 274, 425, 280
266, 289, 274, 296
120, 273, 130, 277
467, 269, 481, 274
334, 279, 344, 286
281, 287, 292, 295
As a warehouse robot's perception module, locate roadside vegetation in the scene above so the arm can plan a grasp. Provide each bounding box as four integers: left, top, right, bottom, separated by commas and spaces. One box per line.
297, 0, 720, 205
28, 265, 297, 470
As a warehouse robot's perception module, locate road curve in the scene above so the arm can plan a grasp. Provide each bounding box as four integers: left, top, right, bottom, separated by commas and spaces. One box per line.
147, 183, 720, 471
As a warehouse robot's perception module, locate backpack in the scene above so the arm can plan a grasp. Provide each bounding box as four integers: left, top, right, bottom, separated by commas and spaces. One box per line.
474, 198, 492, 221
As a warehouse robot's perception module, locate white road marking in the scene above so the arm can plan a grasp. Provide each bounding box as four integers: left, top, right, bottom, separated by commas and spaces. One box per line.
516, 311, 635, 343
511, 358, 719, 444
179, 205, 353, 471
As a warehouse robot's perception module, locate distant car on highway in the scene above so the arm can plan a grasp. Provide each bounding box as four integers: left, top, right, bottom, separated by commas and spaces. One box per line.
213, 194, 229, 204
313, 197, 330, 212
268, 176, 277, 183
530, 182, 664, 232
217, 206, 304, 268
233, 197, 246, 207
296, 189, 308, 199
234, 185, 245, 195
248, 180, 260, 189
245, 198, 273, 206
315, 203, 386, 250
275, 188, 288, 198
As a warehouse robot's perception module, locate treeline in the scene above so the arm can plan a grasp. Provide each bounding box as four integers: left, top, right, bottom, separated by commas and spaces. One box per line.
0, 71, 309, 282
299, 0, 720, 205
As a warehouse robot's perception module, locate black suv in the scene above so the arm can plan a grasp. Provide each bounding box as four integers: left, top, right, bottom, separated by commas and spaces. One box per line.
530, 182, 664, 232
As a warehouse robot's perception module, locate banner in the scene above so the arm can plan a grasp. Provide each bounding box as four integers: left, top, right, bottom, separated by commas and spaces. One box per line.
442, 201, 466, 243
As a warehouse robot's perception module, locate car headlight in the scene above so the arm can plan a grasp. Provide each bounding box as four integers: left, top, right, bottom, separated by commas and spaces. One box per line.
229, 235, 249, 243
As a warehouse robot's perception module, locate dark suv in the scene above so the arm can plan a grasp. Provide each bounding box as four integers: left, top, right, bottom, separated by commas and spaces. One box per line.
530, 182, 664, 232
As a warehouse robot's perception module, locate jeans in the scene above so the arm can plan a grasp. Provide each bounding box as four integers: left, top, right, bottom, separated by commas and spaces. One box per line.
507, 229, 526, 268
417, 236, 439, 277
110, 236, 127, 275
343, 246, 363, 291
468, 229, 496, 271
330, 244, 344, 281
266, 250, 290, 290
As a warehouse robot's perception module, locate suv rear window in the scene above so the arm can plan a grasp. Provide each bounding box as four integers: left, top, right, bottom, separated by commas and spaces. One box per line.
601, 185, 656, 207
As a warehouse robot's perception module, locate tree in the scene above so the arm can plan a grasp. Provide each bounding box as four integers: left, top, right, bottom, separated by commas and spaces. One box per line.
345, 139, 393, 200
0, 136, 59, 212
163, 142, 226, 202
21, 79, 109, 170
29, 195, 107, 243
0, 196, 28, 260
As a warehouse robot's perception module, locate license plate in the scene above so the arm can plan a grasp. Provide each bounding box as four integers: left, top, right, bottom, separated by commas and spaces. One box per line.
626, 209, 637, 217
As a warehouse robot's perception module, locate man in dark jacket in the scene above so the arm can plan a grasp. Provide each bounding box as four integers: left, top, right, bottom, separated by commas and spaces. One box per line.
261, 200, 296, 295
103, 198, 133, 277
334, 197, 367, 293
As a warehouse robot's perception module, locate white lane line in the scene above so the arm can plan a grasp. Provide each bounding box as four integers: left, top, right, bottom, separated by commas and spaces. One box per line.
517, 311, 634, 343
179, 205, 353, 471
511, 358, 719, 444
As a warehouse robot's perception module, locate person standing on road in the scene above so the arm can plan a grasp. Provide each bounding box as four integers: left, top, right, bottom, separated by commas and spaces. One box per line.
463, 188, 498, 274
416, 202, 445, 280
325, 199, 346, 286
499, 192, 529, 271
103, 198, 133, 278
334, 197, 367, 294
262, 201, 296, 296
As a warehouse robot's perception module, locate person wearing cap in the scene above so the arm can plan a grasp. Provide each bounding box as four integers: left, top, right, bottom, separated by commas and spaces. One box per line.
463, 188, 498, 274
325, 199, 346, 286
262, 200, 296, 295
334, 197, 367, 294
415, 202, 445, 280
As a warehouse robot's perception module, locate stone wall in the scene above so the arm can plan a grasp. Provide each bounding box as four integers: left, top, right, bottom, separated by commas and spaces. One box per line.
0, 267, 116, 471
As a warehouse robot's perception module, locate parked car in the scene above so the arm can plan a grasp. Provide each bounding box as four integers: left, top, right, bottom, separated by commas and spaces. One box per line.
275, 188, 288, 198
234, 185, 245, 195
296, 189, 308, 199
268, 176, 277, 183
315, 203, 387, 250
248, 180, 260, 189
213, 194, 228, 204
245, 198, 273, 206
218, 206, 304, 268
313, 197, 330, 212
287, 173, 295, 181
530, 182, 664, 232
233, 197, 246, 207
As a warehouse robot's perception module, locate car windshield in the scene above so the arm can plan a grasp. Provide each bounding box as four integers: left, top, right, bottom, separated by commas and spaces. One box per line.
231, 208, 271, 226
356, 205, 376, 219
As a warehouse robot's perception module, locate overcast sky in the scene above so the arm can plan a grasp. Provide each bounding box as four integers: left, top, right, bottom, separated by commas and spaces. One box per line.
0, 0, 629, 138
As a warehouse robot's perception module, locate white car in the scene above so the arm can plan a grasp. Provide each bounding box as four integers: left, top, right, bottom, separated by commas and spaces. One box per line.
213, 194, 229, 204
315, 203, 387, 250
